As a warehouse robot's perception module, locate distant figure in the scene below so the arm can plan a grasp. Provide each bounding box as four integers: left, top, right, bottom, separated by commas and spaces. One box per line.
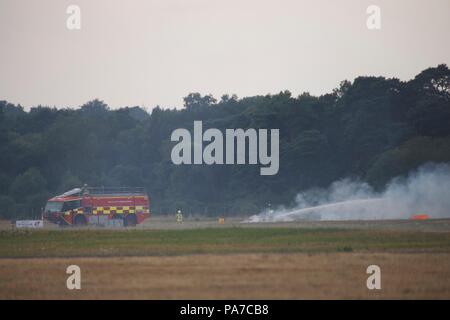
267, 203, 274, 220
176, 209, 183, 223
82, 184, 89, 195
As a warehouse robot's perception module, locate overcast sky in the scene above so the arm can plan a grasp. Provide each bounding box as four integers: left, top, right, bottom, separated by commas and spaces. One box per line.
0, 0, 449, 110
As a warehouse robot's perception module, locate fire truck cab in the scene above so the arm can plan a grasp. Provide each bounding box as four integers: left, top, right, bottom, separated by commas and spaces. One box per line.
43, 187, 150, 227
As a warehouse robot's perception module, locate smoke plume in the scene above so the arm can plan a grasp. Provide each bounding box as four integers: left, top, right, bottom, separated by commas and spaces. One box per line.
245, 162, 450, 222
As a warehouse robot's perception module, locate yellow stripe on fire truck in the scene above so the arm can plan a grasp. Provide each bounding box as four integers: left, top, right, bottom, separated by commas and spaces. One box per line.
92, 206, 148, 215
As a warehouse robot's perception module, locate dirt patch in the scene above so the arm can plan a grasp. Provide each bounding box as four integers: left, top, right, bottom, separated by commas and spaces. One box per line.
1, 252, 450, 299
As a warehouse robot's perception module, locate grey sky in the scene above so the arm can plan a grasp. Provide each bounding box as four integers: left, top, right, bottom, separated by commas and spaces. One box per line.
0, 0, 449, 110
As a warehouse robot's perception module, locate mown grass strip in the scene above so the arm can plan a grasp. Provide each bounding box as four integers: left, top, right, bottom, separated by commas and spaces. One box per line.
1, 228, 450, 258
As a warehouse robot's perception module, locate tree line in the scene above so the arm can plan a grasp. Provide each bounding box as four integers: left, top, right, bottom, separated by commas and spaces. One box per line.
0, 64, 449, 218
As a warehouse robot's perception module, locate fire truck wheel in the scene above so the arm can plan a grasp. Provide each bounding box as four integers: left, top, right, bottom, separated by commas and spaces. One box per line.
125, 214, 137, 227
73, 215, 87, 226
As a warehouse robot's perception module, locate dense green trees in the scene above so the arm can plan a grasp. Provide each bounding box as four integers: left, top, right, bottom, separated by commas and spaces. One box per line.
0, 65, 449, 218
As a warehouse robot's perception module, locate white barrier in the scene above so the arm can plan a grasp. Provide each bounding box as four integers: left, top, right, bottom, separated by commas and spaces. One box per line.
15, 220, 44, 229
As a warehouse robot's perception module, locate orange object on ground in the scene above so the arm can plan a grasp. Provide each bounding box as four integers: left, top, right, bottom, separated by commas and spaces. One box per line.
410, 214, 429, 220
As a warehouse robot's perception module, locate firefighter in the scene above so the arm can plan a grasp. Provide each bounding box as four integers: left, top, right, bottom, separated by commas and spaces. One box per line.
267, 203, 274, 219
176, 208, 183, 223
81, 184, 89, 195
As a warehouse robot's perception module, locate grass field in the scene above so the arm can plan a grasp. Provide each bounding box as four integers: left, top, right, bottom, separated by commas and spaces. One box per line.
1, 227, 450, 258
1, 219, 450, 299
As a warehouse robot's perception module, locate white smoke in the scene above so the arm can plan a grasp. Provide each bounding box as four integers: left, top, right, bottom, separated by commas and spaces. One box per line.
245, 162, 450, 222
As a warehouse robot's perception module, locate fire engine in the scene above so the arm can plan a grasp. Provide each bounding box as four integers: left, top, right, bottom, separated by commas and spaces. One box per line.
43, 186, 150, 227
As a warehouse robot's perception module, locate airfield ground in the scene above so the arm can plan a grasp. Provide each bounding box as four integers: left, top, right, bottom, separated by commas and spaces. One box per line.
1, 217, 450, 299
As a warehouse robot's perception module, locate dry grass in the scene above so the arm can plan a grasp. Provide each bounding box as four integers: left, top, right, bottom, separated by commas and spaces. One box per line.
1, 252, 450, 299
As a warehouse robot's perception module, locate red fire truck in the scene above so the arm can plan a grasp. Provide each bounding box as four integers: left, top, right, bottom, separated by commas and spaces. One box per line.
43, 187, 150, 227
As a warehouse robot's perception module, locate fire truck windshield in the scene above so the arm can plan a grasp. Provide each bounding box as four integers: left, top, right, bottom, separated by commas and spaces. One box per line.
45, 201, 63, 212
62, 200, 81, 211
